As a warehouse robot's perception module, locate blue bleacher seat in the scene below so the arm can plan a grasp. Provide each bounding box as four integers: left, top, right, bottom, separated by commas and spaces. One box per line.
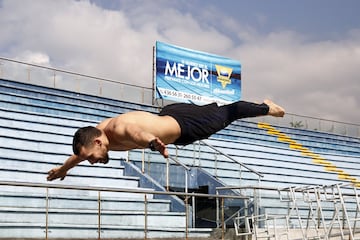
0, 78, 359, 238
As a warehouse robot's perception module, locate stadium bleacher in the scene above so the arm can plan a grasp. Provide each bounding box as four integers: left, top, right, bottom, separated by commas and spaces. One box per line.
0, 78, 211, 239
0, 77, 359, 239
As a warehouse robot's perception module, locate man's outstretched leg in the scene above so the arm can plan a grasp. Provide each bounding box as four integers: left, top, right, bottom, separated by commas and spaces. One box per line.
218, 99, 285, 126
163, 99, 285, 146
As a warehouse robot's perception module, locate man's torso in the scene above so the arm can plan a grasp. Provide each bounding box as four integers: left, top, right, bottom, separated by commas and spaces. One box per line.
97, 111, 181, 150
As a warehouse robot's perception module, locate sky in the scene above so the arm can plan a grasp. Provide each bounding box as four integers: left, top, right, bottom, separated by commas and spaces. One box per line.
0, 0, 359, 124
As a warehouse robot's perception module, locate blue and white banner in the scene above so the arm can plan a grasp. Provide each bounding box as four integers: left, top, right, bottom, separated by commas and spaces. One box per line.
155, 41, 241, 105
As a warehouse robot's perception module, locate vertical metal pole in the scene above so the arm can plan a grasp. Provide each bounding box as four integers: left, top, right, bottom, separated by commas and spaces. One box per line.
198, 141, 201, 167
185, 196, 189, 240
221, 197, 225, 240
192, 143, 196, 166
98, 191, 101, 240
244, 199, 249, 240
27, 66, 31, 82
352, 186, 360, 239
141, 149, 145, 173
175, 146, 178, 160
166, 158, 170, 191
45, 187, 49, 240
0, 61, 3, 78
337, 184, 354, 240
147, 151, 151, 175
76, 77, 80, 93
192, 194, 196, 228
214, 153, 218, 179
239, 164, 242, 186
53, 70, 56, 88
216, 190, 219, 228
152, 46, 155, 105
256, 178, 261, 217
185, 170, 188, 194
141, 87, 145, 104
344, 124, 347, 136
254, 187, 258, 217
98, 80, 103, 96
126, 150, 130, 163
144, 194, 148, 240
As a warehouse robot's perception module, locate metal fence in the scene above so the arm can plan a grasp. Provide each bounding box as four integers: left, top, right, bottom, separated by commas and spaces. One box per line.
0, 180, 248, 240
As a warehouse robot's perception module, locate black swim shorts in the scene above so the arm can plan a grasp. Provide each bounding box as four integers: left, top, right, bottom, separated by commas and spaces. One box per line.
159, 103, 227, 145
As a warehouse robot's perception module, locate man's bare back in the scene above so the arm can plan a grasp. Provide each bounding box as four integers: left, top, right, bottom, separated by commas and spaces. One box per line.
98, 111, 181, 151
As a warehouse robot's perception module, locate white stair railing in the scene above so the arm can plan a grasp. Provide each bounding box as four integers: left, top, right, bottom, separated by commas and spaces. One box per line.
229, 184, 360, 240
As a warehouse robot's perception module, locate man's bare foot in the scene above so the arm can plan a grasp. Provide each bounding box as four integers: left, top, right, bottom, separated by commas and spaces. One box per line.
264, 99, 285, 117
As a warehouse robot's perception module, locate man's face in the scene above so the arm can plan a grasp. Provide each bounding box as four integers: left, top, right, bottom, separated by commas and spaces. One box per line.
79, 141, 109, 165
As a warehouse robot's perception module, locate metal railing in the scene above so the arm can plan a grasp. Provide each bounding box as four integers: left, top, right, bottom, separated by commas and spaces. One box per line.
128, 139, 263, 195
0, 180, 248, 240
127, 140, 263, 233
126, 140, 263, 233
1, 56, 359, 137
134, 149, 191, 193
0, 56, 153, 106
220, 184, 360, 240
199, 139, 263, 178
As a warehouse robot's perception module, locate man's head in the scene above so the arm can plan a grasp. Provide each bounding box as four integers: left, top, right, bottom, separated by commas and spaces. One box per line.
72, 126, 109, 164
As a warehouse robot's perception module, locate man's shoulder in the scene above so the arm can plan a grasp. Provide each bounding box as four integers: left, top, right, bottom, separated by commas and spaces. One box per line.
116, 111, 157, 120
96, 117, 113, 129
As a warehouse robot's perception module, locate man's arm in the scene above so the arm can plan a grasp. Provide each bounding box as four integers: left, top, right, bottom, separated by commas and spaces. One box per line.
124, 124, 169, 158
47, 154, 84, 181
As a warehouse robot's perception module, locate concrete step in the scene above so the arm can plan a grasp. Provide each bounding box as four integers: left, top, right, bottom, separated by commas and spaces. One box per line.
0, 222, 213, 239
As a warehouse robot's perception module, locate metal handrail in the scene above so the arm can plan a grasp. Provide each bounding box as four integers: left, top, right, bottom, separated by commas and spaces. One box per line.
0, 56, 146, 89
0, 180, 248, 240
168, 155, 190, 194
200, 140, 264, 178
0, 180, 248, 200
168, 155, 190, 171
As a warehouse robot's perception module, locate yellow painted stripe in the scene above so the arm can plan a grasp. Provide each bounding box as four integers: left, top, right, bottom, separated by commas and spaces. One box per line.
258, 122, 271, 129
300, 149, 312, 156
297, 146, 309, 152
278, 137, 296, 144
348, 177, 358, 182
324, 166, 343, 173
312, 155, 326, 160
303, 152, 321, 158
258, 122, 360, 187
312, 159, 332, 166
337, 172, 351, 179
351, 180, 360, 185
278, 133, 289, 138
289, 143, 304, 150
267, 129, 281, 135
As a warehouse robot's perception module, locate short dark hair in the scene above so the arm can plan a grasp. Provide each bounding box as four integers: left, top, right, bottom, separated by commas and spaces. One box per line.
72, 126, 101, 155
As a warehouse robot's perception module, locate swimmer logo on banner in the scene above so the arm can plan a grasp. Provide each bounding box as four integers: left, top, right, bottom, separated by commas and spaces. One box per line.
154, 41, 241, 105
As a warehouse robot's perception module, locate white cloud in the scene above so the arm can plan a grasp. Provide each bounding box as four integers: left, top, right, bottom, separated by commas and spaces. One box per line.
231, 30, 360, 123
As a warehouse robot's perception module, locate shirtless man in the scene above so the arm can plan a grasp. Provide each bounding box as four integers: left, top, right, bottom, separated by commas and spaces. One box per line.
47, 99, 284, 181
